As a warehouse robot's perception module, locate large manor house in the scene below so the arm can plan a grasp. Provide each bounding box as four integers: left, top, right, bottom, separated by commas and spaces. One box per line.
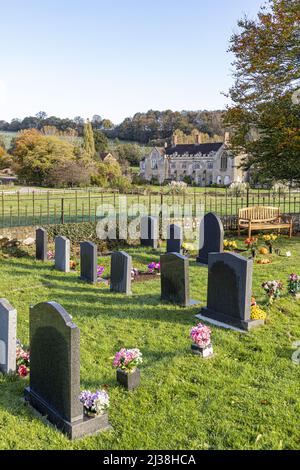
140, 133, 247, 187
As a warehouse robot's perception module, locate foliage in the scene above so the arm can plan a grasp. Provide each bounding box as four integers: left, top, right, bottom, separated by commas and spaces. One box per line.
168, 181, 188, 194
93, 130, 109, 155
45, 159, 96, 187
11, 129, 76, 185
114, 143, 144, 166
262, 280, 284, 303
224, 0, 300, 182
83, 120, 96, 159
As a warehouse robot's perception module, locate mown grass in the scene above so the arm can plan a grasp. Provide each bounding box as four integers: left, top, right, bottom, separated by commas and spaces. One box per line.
0, 237, 300, 450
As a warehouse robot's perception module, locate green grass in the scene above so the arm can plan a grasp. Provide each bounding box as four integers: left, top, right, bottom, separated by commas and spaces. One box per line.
0, 237, 300, 450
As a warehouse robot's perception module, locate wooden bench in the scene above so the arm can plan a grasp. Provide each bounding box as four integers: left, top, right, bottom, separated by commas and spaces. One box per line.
238, 206, 293, 238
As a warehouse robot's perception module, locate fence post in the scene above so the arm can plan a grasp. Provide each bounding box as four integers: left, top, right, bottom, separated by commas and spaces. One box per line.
246, 187, 249, 207
61, 198, 65, 224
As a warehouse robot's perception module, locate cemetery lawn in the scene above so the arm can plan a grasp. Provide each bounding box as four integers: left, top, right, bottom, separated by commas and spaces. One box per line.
0, 238, 300, 450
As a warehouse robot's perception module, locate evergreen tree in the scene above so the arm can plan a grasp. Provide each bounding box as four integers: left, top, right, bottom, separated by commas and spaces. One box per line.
83, 120, 96, 158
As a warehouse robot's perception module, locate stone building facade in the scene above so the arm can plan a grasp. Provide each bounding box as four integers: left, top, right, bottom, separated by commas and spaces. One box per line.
140, 133, 247, 187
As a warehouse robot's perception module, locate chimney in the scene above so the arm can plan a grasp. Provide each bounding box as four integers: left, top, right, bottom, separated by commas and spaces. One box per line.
195, 133, 202, 145
172, 134, 178, 147
224, 132, 230, 145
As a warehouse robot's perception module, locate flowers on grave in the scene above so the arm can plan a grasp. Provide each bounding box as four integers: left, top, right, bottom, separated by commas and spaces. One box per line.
47, 250, 54, 260
113, 348, 143, 373
256, 258, 272, 265
288, 274, 300, 296
251, 297, 257, 307
262, 280, 284, 303
251, 305, 267, 321
244, 237, 257, 248
224, 240, 238, 251
263, 234, 278, 253
244, 237, 258, 257
259, 247, 269, 255
70, 260, 77, 270
286, 251, 292, 258
97, 265, 105, 279
148, 262, 160, 274
131, 268, 139, 281
79, 389, 110, 417
182, 242, 196, 255
190, 323, 211, 348
16, 341, 30, 378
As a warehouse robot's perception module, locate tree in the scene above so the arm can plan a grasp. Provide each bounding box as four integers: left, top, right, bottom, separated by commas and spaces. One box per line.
114, 143, 144, 166
94, 130, 108, 155
83, 120, 96, 159
45, 160, 96, 187
11, 129, 76, 185
224, 0, 300, 182
102, 119, 114, 129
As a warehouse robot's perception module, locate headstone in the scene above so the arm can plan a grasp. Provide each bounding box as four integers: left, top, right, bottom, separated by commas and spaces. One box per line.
55, 236, 70, 273
141, 216, 158, 249
36, 228, 48, 262
80, 241, 97, 283
196, 213, 224, 265
199, 252, 264, 331
160, 253, 199, 307
110, 251, 132, 295
0, 299, 17, 374
24, 301, 111, 440
166, 224, 182, 254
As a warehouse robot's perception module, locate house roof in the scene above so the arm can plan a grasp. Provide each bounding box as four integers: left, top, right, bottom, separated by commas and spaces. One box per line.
165, 142, 223, 156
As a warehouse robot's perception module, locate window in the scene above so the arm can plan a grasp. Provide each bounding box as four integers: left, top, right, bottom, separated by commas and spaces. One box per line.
151, 160, 158, 170
194, 163, 200, 170
220, 156, 228, 171
207, 161, 213, 170
182, 163, 187, 169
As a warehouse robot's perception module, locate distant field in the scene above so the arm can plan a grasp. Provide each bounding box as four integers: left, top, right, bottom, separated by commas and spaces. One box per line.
0, 131, 152, 154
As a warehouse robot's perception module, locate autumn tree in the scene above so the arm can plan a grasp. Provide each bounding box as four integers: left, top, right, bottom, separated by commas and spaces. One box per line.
224, 0, 300, 183
83, 120, 96, 159
11, 129, 76, 185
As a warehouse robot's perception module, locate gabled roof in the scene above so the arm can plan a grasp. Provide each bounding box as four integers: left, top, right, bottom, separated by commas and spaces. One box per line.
166, 142, 223, 156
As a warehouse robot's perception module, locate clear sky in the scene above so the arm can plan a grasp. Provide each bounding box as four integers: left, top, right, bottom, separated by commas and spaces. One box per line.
0, 0, 264, 124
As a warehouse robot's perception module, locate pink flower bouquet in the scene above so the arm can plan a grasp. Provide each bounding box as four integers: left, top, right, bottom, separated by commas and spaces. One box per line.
190, 323, 211, 348
113, 348, 143, 373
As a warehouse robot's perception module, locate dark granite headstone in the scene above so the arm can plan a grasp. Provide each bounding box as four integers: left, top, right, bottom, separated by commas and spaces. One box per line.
161, 253, 198, 307
196, 213, 224, 265
80, 241, 97, 284
200, 253, 264, 331
55, 236, 70, 273
110, 251, 132, 295
36, 228, 48, 262
166, 224, 182, 254
141, 216, 158, 249
0, 299, 17, 374
24, 302, 111, 439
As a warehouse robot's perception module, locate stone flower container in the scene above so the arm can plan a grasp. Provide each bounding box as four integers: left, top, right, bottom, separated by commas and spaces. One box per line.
117, 368, 141, 391
113, 348, 143, 391
190, 323, 214, 359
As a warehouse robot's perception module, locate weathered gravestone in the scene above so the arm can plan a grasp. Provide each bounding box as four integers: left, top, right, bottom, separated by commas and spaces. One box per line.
24, 301, 111, 439
141, 216, 158, 249
80, 241, 97, 284
55, 236, 70, 273
36, 228, 48, 262
199, 252, 264, 331
166, 224, 182, 254
196, 213, 224, 265
160, 253, 199, 307
0, 299, 17, 374
110, 251, 132, 295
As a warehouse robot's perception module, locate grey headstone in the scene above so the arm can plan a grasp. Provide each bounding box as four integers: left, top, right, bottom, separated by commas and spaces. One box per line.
0, 299, 17, 374
110, 251, 132, 295
80, 241, 97, 284
166, 224, 182, 254
24, 302, 111, 439
200, 252, 264, 331
55, 236, 70, 273
141, 216, 158, 249
36, 228, 48, 262
161, 253, 198, 307
197, 213, 224, 265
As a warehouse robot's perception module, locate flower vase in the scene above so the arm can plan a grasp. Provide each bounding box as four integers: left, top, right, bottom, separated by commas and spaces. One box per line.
269, 245, 273, 254
251, 248, 256, 259
84, 409, 97, 418
191, 343, 214, 359
117, 368, 140, 391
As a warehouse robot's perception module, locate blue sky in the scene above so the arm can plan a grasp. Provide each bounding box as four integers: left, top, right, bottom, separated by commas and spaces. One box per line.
0, 0, 264, 124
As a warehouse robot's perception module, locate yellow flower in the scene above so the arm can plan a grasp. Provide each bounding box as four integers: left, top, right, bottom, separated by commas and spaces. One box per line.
251, 305, 267, 321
